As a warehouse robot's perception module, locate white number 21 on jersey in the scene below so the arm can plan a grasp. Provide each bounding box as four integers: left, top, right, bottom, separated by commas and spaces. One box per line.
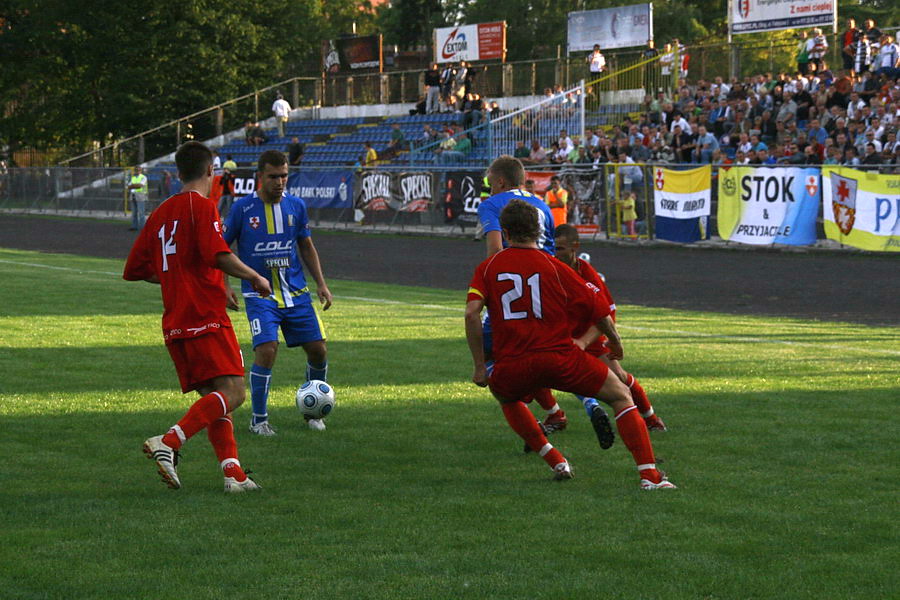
157, 220, 179, 272
498, 273, 542, 320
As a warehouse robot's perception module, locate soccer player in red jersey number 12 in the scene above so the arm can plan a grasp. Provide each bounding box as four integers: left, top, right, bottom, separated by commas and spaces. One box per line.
465, 199, 675, 489
124, 141, 272, 493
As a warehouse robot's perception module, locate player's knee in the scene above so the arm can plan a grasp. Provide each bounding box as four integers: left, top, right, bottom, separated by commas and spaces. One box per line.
218, 376, 246, 410
598, 375, 633, 411
306, 342, 327, 364
254, 342, 278, 368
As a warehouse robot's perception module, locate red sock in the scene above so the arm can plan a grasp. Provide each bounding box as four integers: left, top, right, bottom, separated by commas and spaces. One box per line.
626, 374, 654, 417
207, 415, 239, 462
161, 391, 229, 450
501, 402, 565, 468
533, 388, 561, 413
615, 405, 661, 482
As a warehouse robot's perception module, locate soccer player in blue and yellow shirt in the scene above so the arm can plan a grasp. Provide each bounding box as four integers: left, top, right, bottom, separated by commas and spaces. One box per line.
223, 150, 333, 435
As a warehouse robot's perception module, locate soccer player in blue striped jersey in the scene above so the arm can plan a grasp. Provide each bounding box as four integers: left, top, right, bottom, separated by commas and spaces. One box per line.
222, 150, 333, 434
478, 157, 555, 257
477, 156, 568, 433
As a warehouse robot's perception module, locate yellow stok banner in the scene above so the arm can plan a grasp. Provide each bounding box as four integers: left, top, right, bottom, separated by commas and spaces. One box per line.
822, 167, 900, 252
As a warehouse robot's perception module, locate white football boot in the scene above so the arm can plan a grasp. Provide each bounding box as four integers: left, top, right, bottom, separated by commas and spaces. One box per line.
143, 435, 181, 489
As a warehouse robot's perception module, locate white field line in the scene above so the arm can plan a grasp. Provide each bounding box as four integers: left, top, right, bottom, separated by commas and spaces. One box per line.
2, 257, 898, 356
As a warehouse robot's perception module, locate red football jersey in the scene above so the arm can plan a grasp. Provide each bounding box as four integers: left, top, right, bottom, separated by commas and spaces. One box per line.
468, 247, 610, 361
123, 191, 234, 343
570, 258, 617, 354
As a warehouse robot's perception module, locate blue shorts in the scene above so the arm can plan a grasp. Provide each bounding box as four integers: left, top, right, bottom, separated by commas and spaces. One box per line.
482, 312, 493, 356
245, 295, 325, 349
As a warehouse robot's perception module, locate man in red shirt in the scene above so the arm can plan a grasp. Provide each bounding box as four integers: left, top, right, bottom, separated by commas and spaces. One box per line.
465, 199, 675, 489
555, 224, 667, 433
124, 141, 272, 493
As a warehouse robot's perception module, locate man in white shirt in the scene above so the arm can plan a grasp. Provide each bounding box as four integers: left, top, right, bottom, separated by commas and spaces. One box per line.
558, 129, 575, 154
670, 113, 691, 135
847, 92, 865, 121
587, 45, 606, 76
272, 93, 292, 138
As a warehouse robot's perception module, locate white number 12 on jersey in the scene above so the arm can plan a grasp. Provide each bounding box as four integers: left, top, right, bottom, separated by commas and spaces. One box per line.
498, 273, 542, 320
157, 220, 179, 272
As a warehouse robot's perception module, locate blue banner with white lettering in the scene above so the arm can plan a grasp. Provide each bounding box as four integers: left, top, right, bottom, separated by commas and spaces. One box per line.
287, 170, 353, 209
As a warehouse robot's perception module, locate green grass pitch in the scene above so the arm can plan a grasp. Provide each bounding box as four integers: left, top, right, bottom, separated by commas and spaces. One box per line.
0, 247, 897, 599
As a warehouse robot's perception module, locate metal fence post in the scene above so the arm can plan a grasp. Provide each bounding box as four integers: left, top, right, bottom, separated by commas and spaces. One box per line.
216, 107, 224, 137
292, 79, 300, 109
138, 136, 145, 164
347, 77, 354, 105
254, 93, 259, 121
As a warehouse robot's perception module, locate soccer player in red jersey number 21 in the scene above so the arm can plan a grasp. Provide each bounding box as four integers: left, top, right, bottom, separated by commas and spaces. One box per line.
465, 199, 675, 489
124, 141, 272, 493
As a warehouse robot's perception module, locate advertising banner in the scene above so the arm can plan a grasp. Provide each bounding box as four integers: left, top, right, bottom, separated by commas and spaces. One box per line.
322, 35, 383, 74
354, 171, 437, 212
434, 22, 506, 63
287, 170, 352, 209
444, 171, 484, 224
395, 172, 435, 212
731, 0, 834, 35
652, 165, 711, 243
717, 166, 820, 245
567, 4, 653, 52
355, 171, 393, 211
822, 167, 900, 252
231, 170, 257, 199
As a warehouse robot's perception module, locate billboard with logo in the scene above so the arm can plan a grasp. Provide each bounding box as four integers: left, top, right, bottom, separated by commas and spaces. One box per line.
717, 166, 820, 246
731, 0, 834, 35
434, 22, 506, 64
822, 167, 900, 252
567, 4, 653, 52
322, 35, 383, 74
354, 171, 437, 212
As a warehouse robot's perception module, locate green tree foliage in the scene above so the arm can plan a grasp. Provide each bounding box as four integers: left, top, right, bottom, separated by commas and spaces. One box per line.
0, 0, 370, 158
377, 0, 445, 51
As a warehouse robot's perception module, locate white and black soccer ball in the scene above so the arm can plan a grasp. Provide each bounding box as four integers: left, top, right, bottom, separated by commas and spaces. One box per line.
296, 380, 335, 420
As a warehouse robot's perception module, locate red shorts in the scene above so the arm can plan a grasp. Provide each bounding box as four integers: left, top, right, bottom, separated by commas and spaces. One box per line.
489, 346, 610, 401
166, 327, 245, 393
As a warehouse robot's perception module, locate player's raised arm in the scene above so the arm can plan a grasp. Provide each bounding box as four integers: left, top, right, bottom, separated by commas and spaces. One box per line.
298, 236, 332, 310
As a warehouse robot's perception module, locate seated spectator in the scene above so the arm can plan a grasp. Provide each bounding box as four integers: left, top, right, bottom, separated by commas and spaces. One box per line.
513, 140, 530, 160
222, 154, 237, 171
245, 121, 266, 146
524, 139, 547, 165
862, 142, 882, 164
693, 125, 719, 163
462, 93, 485, 129
438, 132, 471, 164
288, 137, 305, 166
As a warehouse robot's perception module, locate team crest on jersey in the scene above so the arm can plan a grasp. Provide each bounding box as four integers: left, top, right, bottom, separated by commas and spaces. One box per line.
288, 214, 294, 227
654, 168, 665, 191
249, 216, 260, 229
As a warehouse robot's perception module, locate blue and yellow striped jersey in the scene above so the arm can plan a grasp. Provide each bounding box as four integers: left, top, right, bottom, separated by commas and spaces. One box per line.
222, 192, 311, 307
